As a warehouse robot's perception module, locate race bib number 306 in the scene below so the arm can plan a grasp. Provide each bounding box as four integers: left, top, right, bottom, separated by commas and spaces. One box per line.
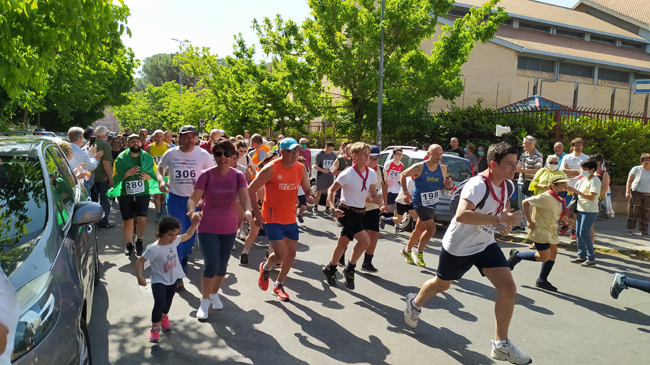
420, 191, 439, 206
125, 180, 145, 195
174, 169, 197, 182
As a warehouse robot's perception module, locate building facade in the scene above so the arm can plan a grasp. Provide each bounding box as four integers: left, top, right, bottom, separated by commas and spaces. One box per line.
92, 107, 121, 132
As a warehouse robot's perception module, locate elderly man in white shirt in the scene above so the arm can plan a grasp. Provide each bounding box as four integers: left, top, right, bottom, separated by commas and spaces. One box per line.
67, 126, 102, 191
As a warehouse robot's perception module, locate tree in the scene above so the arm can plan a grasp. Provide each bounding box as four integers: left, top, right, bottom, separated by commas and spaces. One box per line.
301, 0, 508, 139
135, 53, 200, 91
1, 0, 131, 98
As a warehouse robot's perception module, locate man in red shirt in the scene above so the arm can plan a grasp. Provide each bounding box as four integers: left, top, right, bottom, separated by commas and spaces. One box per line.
199, 129, 222, 155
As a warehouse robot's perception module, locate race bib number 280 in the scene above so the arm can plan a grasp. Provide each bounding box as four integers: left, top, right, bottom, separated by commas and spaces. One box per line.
125, 180, 145, 195
420, 191, 439, 206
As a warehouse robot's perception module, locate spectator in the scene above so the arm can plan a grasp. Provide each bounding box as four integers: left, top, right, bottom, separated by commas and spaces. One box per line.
567, 158, 601, 267
446, 137, 465, 158
93, 126, 115, 229
529, 155, 566, 195
465, 143, 478, 174
554, 142, 567, 167
337, 141, 348, 157
515, 135, 543, 230
625, 153, 650, 237
140, 129, 150, 150
561, 138, 589, 240
111, 135, 125, 160
591, 153, 611, 208
124, 127, 131, 135
67, 127, 101, 192
298, 138, 312, 175
476, 146, 488, 172
199, 129, 222, 155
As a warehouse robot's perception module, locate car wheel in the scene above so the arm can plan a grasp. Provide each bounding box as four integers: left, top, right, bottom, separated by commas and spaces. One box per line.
398, 212, 413, 232
79, 317, 93, 365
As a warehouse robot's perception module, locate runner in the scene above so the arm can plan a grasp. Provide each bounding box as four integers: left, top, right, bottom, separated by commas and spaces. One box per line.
399, 144, 452, 267
146, 130, 169, 221
508, 175, 575, 292
164, 131, 176, 147
610, 273, 650, 299
322, 142, 381, 289
384, 148, 404, 212
296, 156, 309, 224
313, 142, 337, 212
403, 142, 531, 364
107, 134, 161, 256
248, 138, 312, 301
236, 140, 255, 176
249, 134, 270, 178
156, 125, 215, 291
360, 145, 387, 273
330, 143, 353, 216
188, 138, 253, 319
381, 175, 419, 233
231, 144, 253, 241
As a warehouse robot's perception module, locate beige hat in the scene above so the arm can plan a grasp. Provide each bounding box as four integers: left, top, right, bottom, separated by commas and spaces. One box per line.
550, 175, 570, 184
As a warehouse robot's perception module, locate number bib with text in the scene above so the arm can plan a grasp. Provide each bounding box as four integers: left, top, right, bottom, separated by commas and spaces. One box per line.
388, 170, 400, 182
172, 166, 198, 185
420, 191, 439, 207
125, 180, 145, 195
322, 159, 334, 170
153, 156, 162, 165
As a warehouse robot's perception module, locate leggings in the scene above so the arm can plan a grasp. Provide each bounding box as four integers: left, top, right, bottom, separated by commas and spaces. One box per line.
151, 283, 176, 323
198, 233, 237, 278
576, 211, 598, 261
167, 193, 197, 269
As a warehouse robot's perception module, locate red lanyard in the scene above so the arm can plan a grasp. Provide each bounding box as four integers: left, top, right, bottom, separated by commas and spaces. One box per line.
480, 171, 505, 214
549, 190, 568, 220
352, 162, 369, 191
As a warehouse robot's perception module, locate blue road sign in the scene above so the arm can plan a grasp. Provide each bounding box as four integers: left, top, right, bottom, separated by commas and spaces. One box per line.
634, 80, 650, 94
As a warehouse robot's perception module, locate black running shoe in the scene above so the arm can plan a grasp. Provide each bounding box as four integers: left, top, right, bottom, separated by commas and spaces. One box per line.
135, 239, 144, 256
343, 268, 355, 290
297, 214, 304, 224
324, 208, 332, 216
125, 242, 134, 256
507, 248, 521, 271
322, 266, 338, 286
535, 279, 558, 292
240, 253, 249, 266
361, 263, 379, 273
338, 255, 346, 268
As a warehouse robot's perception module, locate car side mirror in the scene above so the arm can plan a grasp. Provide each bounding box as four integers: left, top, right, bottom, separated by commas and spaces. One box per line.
72, 201, 104, 226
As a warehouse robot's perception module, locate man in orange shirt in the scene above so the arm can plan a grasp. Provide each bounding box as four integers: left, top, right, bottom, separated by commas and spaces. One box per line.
248, 138, 313, 301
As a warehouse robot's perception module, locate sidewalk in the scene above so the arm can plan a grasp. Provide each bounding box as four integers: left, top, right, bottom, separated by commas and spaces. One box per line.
509, 215, 650, 252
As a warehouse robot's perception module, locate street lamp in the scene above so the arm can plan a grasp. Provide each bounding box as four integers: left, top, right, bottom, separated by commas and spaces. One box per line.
171, 38, 191, 100
377, 0, 385, 150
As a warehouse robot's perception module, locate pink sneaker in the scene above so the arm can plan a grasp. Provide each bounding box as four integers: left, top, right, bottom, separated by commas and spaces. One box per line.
149, 328, 160, 343
161, 316, 171, 332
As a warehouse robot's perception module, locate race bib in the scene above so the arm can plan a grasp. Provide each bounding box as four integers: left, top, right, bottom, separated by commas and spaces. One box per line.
322, 159, 334, 170
388, 170, 400, 181
420, 191, 439, 206
125, 180, 145, 195
172, 166, 198, 185
479, 224, 495, 235
153, 155, 162, 165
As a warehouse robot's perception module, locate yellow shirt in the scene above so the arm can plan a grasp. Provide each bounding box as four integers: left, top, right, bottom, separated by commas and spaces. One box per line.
524, 192, 563, 244
149, 143, 168, 167
529, 168, 566, 195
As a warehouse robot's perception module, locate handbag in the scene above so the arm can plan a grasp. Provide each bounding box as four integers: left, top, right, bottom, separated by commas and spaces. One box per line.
567, 178, 582, 214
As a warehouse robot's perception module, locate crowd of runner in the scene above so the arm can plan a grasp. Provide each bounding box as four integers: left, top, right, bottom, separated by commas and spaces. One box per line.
52, 124, 650, 365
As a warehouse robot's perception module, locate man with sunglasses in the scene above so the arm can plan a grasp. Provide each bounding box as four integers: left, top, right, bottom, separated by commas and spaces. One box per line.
157, 125, 215, 291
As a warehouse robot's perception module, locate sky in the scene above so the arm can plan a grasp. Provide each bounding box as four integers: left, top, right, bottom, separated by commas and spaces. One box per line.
120, 0, 580, 68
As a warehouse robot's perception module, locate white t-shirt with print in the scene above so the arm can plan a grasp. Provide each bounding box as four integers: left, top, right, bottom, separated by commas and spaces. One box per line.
576, 176, 601, 213
158, 147, 216, 197
0, 269, 19, 365
561, 153, 589, 187
396, 177, 415, 205
336, 167, 378, 209
442, 175, 515, 256
142, 236, 186, 286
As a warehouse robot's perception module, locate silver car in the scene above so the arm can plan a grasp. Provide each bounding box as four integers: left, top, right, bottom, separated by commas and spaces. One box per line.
1, 136, 103, 364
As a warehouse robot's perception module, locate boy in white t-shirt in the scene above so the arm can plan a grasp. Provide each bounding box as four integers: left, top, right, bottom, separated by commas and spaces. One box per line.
135, 214, 201, 343
403, 142, 533, 365
560, 137, 589, 240
322, 142, 381, 290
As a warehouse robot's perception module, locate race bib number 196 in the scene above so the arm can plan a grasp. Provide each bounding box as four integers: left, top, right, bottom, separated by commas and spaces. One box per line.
125, 180, 145, 195
420, 191, 439, 206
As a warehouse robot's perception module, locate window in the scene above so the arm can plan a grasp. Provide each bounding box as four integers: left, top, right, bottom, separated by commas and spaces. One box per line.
556, 29, 584, 39
519, 22, 550, 32
46, 147, 76, 229
517, 56, 554, 73
503, 19, 513, 26
449, 9, 467, 17
621, 41, 644, 49
590, 35, 615, 44
559, 62, 594, 78
599, 68, 628, 83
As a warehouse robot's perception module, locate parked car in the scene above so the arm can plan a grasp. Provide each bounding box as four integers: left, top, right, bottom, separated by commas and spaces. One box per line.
379, 148, 473, 230
1, 136, 103, 364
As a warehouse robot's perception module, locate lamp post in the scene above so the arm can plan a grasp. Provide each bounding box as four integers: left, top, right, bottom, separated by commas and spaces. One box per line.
377, 0, 385, 150
171, 38, 191, 100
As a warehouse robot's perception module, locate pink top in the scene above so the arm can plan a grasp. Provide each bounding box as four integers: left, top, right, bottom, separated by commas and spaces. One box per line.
194, 167, 247, 235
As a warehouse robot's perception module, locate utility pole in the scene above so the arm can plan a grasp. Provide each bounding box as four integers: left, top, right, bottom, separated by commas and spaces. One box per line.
171, 38, 191, 100
377, 0, 385, 150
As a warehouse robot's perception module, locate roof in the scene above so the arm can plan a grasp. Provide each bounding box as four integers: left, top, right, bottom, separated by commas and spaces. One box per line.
499, 95, 574, 110
456, 0, 645, 41
493, 25, 650, 71
576, 0, 650, 26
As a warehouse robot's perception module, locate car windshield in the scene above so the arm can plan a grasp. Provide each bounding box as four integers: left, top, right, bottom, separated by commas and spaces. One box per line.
0, 155, 48, 275
442, 157, 473, 182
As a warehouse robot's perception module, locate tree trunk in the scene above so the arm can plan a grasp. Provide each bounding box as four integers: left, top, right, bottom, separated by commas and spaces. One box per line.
352, 97, 364, 141
23, 108, 30, 128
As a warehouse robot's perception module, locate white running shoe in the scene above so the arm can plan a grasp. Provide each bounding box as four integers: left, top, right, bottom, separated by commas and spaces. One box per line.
210, 293, 223, 310
197, 298, 210, 320
404, 293, 421, 329
490, 340, 532, 364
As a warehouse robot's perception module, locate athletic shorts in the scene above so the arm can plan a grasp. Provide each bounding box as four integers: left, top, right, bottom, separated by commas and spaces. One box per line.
534, 243, 551, 251
396, 202, 413, 216
414, 205, 435, 222
436, 242, 508, 281
363, 208, 380, 232
339, 206, 366, 240
264, 223, 299, 241
316, 176, 333, 191
298, 195, 307, 207
118, 195, 150, 220
387, 192, 399, 206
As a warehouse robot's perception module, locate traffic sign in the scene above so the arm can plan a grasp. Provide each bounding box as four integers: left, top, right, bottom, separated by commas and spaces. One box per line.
199, 119, 205, 127
634, 79, 650, 94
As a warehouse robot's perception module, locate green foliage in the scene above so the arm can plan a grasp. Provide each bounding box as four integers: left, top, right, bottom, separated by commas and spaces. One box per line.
135, 53, 200, 91
1, 0, 131, 98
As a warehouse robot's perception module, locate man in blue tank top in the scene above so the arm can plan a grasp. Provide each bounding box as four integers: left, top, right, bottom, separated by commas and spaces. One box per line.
399, 144, 452, 267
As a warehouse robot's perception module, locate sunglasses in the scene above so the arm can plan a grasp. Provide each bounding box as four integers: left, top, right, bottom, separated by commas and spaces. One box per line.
214, 151, 231, 158
548, 162, 559, 165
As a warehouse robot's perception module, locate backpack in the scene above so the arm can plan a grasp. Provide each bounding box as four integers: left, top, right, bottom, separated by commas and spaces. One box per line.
449, 175, 515, 215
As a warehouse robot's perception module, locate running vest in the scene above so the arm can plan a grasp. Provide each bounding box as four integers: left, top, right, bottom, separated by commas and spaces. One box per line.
413, 162, 444, 208
251, 144, 270, 177
149, 142, 168, 166
262, 158, 304, 224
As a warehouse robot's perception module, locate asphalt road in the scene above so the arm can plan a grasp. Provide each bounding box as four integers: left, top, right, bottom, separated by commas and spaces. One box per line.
89, 201, 650, 364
